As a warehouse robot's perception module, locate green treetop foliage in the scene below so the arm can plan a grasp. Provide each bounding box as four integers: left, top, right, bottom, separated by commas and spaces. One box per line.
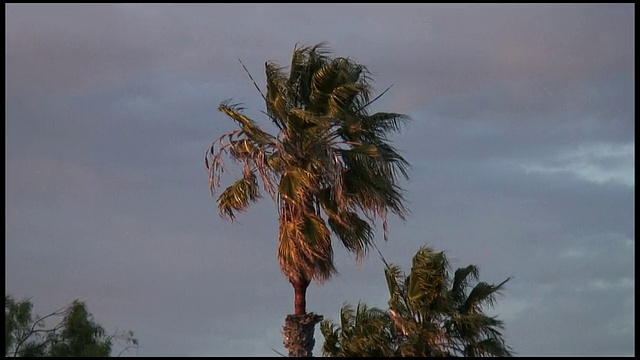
5, 295, 138, 357
321, 245, 514, 357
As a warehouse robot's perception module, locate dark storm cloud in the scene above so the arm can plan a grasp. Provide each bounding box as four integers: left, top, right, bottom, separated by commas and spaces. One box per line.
6, 3, 633, 357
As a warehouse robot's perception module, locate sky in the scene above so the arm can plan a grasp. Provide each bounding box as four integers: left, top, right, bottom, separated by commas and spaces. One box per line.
5, 3, 634, 357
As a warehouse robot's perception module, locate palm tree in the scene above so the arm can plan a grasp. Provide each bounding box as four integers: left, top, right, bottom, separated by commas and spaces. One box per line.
320, 302, 396, 357
204, 43, 410, 356
321, 245, 514, 357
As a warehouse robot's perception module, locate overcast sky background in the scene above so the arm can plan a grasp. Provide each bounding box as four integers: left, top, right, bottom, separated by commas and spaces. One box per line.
6, 3, 634, 357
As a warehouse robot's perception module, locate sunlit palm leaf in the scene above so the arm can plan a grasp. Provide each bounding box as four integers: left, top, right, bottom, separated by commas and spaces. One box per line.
278, 169, 313, 203
216, 172, 261, 220
218, 102, 274, 146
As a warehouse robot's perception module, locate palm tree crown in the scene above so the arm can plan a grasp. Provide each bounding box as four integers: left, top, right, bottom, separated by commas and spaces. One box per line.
205, 42, 410, 293
321, 246, 514, 357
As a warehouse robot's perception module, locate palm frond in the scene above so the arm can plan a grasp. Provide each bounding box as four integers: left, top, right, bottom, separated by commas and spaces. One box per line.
319, 320, 341, 356
451, 265, 480, 304
344, 143, 381, 157
362, 111, 411, 138
328, 84, 366, 116
463, 278, 511, 313
278, 212, 336, 283
377, 142, 411, 181
216, 172, 261, 220
277, 221, 298, 277
278, 169, 313, 203
288, 108, 335, 129
341, 162, 409, 223
218, 101, 275, 145
326, 212, 374, 263
339, 303, 356, 330
449, 312, 505, 339
406, 247, 449, 307
322, 302, 394, 357
384, 264, 405, 302
265, 62, 291, 127
300, 213, 332, 261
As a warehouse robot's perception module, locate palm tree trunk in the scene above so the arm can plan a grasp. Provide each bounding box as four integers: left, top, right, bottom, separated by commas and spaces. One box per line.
291, 277, 310, 316
282, 313, 323, 357
282, 277, 323, 357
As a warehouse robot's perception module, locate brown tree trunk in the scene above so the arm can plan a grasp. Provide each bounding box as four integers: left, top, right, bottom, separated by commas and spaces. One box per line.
282, 313, 323, 357
282, 276, 322, 357
290, 276, 310, 316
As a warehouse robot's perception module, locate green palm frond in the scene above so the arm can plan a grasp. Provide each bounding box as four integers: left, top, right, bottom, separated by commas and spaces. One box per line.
339, 303, 356, 330
287, 108, 334, 129
328, 84, 366, 116
294, 42, 332, 109
384, 264, 405, 304
375, 142, 411, 181
216, 172, 261, 220
305, 57, 370, 115
309, 61, 339, 106
277, 222, 298, 275
218, 102, 274, 146
278, 212, 336, 283
363, 112, 410, 136
451, 265, 480, 304
326, 211, 374, 262
339, 112, 409, 142
265, 62, 291, 125
342, 166, 408, 226
448, 312, 505, 339
319, 320, 341, 356
342, 141, 410, 185
404, 248, 450, 319
463, 278, 511, 313
345, 143, 381, 157
278, 168, 314, 203
342, 145, 408, 189
300, 213, 332, 260
322, 302, 394, 357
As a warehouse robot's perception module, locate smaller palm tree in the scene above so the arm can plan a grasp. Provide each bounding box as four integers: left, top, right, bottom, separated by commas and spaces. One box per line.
321, 245, 514, 357
321, 302, 396, 357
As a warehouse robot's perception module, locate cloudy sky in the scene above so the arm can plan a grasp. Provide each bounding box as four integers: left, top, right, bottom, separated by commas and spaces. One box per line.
6, 3, 634, 357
